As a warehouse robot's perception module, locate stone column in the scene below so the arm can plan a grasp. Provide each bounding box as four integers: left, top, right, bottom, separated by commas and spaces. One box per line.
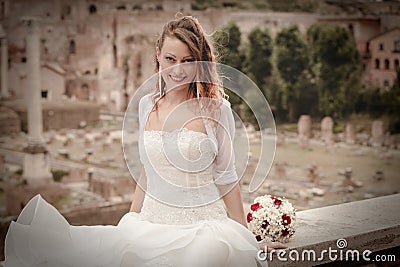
371, 120, 384, 147
345, 123, 355, 145
297, 115, 311, 149
321, 116, 334, 144
0, 25, 9, 98
22, 17, 52, 183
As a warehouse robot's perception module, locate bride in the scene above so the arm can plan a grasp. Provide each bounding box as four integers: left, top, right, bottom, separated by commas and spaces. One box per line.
4, 15, 286, 267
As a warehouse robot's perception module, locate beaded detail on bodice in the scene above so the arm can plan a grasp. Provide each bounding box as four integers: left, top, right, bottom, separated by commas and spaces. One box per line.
139, 128, 228, 225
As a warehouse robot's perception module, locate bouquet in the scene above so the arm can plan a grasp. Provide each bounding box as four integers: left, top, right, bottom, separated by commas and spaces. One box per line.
247, 195, 296, 243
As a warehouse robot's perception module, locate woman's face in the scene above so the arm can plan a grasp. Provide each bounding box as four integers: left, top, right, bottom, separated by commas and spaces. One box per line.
157, 36, 196, 92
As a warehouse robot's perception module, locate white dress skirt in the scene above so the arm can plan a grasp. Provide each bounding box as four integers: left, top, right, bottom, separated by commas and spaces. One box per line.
4, 129, 266, 267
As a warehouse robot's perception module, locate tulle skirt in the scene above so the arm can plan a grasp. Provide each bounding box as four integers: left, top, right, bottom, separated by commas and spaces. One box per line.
4, 195, 266, 267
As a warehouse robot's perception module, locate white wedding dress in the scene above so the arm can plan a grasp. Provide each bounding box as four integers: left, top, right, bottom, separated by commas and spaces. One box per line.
4, 126, 265, 267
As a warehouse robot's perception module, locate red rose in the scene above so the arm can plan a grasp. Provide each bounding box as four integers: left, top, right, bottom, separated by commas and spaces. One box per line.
247, 212, 253, 223
250, 202, 263, 211
261, 220, 269, 229
270, 196, 282, 207
282, 229, 290, 237
274, 198, 282, 207
282, 214, 291, 225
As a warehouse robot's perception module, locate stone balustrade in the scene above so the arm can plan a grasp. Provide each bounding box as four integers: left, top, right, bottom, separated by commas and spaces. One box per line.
0, 194, 398, 266
267, 194, 400, 266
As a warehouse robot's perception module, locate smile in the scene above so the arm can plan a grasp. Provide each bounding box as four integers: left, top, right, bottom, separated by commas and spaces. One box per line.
170, 75, 186, 82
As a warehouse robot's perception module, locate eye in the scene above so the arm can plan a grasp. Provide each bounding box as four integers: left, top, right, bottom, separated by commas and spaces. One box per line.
184, 59, 195, 63
166, 56, 175, 62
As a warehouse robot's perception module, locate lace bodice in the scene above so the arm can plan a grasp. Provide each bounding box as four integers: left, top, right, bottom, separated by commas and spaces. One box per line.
139, 128, 228, 225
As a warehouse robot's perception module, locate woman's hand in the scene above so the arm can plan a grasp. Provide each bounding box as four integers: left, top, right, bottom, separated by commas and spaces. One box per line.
259, 241, 288, 253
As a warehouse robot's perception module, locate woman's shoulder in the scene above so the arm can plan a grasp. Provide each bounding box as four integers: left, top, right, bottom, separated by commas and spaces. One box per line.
139, 93, 155, 110
221, 98, 232, 108
139, 93, 153, 106
206, 97, 231, 112
138, 93, 155, 117
205, 98, 234, 130
218, 98, 233, 117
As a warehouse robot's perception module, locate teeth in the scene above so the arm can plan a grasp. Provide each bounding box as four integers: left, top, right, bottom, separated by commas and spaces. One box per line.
170, 75, 186, 82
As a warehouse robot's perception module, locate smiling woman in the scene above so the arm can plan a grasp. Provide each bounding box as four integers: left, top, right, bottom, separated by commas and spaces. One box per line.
157, 37, 196, 92
4, 15, 285, 267
153, 15, 223, 102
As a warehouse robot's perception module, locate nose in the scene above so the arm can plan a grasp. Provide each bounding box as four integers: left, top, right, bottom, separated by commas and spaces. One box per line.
172, 63, 184, 74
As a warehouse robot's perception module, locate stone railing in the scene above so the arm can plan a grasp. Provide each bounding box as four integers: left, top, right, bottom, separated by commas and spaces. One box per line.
266, 194, 400, 267
1, 194, 399, 266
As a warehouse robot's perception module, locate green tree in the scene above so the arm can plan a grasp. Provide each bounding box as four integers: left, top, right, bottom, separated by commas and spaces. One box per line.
384, 68, 400, 133
307, 24, 361, 120
213, 23, 243, 71
295, 73, 319, 118
212, 23, 245, 114
354, 87, 386, 118
240, 27, 273, 127
191, 0, 222, 10
276, 26, 310, 121
262, 68, 287, 122
245, 27, 273, 91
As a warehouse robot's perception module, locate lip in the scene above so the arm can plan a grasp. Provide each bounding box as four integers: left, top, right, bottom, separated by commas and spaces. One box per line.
169, 75, 187, 83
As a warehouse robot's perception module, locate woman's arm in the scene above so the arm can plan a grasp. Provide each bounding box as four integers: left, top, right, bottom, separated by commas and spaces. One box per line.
130, 166, 147, 213
219, 183, 246, 227
215, 101, 287, 250
219, 183, 288, 252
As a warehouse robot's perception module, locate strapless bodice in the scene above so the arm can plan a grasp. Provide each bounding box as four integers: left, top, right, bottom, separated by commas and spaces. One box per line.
139, 128, 228, 225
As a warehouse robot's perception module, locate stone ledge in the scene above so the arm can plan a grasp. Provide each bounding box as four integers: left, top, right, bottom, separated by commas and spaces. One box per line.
268, 194, 400, 267
1, 194, 398, 265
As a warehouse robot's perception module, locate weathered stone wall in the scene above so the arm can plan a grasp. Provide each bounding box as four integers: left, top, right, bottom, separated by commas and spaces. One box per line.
88, 175, 135, 201
0, 106, 20, 136
3, 100, 100, 131
63, 201, 130, 226
3, 183, 70, 216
